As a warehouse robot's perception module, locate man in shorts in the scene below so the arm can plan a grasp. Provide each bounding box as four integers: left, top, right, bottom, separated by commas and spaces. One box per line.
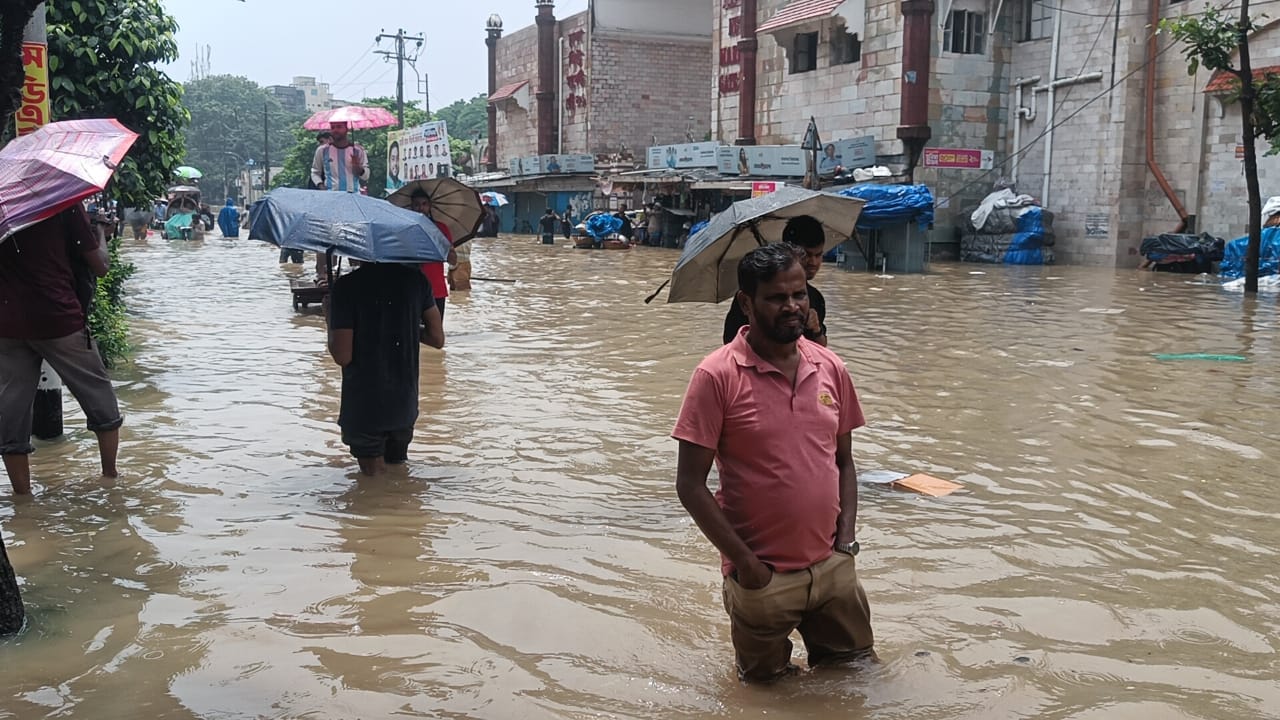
674, 243, 874, 682
0, 205, 123, 495
327, 261, 444, 476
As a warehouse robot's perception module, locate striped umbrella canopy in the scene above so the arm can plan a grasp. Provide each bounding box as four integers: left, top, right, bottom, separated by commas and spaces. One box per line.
0, 118, 138, 243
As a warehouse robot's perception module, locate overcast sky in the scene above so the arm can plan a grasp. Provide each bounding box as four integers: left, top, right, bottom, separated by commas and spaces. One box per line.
162, 0, 589, 108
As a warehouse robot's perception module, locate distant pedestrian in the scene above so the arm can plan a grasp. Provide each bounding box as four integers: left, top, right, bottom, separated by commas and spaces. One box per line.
408, 189, 458, 324
560, 212, 572, 240
647, 204, 663, 246
539, 208, 558, 245
674, 243, 874, 683
216, 198, 240, 238
311, 122, 368, 282
124, 207, 153, 241
328, 262, 444, 477
0, 205, 122, 495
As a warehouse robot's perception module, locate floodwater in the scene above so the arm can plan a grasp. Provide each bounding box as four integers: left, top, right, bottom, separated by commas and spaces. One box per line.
2, 234, 1278, 719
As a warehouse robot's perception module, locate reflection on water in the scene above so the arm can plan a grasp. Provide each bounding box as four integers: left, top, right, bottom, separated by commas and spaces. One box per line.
2, 235, 1278, 719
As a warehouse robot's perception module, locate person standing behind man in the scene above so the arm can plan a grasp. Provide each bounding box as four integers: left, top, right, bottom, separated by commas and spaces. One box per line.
723, 215, 829, 346
311, 122, 368, 281
673, 243, 874, 683
0, 205, 123, 495
539, 208, 558, 245
408, 190, 458, 323
327, 261, 444, 477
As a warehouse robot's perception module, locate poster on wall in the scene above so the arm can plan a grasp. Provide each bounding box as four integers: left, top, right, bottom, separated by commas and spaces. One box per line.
386, 120, 453, 191
716, 145, 807, 177
509, 154, 596, 176
922, 147, 994, 170
647, 142, 722, 170
818, 136, 877, 175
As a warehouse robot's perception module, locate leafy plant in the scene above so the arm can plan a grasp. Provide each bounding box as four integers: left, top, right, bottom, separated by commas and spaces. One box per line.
46, 0, 189, 209
88, 235, 136, 368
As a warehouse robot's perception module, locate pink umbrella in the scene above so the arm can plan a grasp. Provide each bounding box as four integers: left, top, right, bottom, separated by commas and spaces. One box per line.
303, 105, 398, 131
0, 118, 139, 242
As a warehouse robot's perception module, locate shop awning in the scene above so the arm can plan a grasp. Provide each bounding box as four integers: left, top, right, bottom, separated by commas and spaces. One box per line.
489, 81, 531, 110
690, 180, 756, 191
757, 0, 864, 38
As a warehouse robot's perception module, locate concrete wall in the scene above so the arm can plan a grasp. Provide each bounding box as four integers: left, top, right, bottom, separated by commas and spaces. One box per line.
493, 22, 541, 164
594, 0, 712, 37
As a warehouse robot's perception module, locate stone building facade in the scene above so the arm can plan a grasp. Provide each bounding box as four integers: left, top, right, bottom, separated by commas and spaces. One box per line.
716, 0, 1280, 266
489, 0, 714, 168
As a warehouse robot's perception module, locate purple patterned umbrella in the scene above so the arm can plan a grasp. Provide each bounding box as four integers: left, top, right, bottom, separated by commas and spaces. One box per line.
0, 118, 139, 242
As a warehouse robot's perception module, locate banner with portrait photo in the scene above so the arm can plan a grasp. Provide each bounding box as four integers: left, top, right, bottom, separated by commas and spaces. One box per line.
386, 120, 453, 191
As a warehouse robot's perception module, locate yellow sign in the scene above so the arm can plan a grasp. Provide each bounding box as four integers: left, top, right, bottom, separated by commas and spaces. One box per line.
15, 41, 51, 136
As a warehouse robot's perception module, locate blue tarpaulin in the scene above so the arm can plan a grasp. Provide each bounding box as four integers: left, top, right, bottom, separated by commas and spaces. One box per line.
833, 183, 934, 230
1221, 226, 1280, 279
584, 213, 623, 239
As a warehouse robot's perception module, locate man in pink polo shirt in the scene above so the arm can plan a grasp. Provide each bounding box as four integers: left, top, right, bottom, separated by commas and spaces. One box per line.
673, 243, 874, 683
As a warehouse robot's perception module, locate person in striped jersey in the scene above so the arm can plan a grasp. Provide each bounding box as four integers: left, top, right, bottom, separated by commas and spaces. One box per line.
310, 121, 370, 282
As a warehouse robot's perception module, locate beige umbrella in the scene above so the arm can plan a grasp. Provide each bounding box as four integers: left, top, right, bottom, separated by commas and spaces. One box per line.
387, 178, 484, 245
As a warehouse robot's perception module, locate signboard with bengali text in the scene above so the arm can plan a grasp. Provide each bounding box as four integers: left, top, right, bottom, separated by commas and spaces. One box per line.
922, 147, 994, 170
716, 145, 807, 177
646, 142, 721, 170
386, 120, 452, 191
14, 42, 50, 136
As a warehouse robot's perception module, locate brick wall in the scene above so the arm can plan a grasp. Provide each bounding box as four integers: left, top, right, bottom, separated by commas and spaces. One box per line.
588, 30, 714, 155
494, 22, 540, 165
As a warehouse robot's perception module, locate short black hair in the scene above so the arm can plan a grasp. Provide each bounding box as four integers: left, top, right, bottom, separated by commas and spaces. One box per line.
317, 131, 333, 141
738, 243, 804, 298
781, 215, 825, 249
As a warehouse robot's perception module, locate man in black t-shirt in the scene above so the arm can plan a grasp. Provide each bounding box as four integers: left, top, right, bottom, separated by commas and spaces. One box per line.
327, 262, 444, 476
539, 208, 558, 245
722, 215, 829, 346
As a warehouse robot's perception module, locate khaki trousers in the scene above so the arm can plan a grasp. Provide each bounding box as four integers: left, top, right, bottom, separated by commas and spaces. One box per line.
721, 551, 874, 682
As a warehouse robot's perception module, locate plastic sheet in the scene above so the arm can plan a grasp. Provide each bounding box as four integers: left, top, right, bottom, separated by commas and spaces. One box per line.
833, 183, 935, 230
1220, 226, 1280, 279
584, 213, 623, 239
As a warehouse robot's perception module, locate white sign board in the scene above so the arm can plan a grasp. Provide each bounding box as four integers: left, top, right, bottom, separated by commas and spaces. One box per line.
647, 142, 722, 170
716, 145, 808, 177
386, 120, 452, 190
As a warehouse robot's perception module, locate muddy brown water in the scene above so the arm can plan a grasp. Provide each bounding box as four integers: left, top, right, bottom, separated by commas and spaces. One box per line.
2, 234, 1277, 719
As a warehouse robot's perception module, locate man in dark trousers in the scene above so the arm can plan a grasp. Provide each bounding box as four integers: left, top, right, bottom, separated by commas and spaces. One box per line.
539, 208, 558, 245
327, 261, 444, 476
0, 204, 123, 495
674, 243, 874, 683
723, 215, 828, 346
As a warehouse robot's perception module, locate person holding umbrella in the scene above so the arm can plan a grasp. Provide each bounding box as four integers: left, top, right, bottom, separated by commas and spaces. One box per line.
722, 215, 828, 346
0, 205, 123, 494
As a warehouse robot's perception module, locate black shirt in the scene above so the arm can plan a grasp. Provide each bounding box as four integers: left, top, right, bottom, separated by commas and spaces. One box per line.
329, 264, 433, 433
722, 282, 827, 344
539, 214, 558, 233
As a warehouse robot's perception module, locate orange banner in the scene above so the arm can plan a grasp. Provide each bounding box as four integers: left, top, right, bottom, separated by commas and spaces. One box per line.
15, 42, 51, 136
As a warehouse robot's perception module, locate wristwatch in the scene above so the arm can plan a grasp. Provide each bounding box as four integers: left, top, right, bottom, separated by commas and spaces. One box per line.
835, 540, 860, 556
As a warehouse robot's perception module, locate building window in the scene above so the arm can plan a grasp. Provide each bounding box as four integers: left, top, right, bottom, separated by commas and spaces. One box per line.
832, 28, 861, 65
944, 10, 986, 55
310, 89, 318, 95
1020, 0, 1052, 41
791, 31, 819, 74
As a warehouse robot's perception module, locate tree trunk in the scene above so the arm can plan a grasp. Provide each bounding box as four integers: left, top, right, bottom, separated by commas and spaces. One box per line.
0, 537, 24, 635
0, 2, 43, 121
1239, 0, 1263, 294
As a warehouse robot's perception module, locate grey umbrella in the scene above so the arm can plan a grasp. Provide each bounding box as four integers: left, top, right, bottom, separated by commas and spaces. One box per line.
657, 186, 866, 304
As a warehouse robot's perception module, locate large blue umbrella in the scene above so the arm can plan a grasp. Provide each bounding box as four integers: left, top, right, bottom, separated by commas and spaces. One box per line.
248, 188, 451, 264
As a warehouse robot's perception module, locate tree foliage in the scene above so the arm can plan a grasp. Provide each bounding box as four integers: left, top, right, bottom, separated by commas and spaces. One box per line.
0, 0, 43, 122
1163, 8, 1280, 154
46, 0, 189, 209
435, 93, 488, 143
182, 74, 304, 202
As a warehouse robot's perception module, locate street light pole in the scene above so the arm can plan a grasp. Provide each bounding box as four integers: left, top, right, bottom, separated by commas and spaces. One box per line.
263, 102, 271, 190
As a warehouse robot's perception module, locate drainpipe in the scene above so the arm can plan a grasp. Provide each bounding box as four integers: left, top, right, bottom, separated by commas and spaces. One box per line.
535, 0, 558, 156
1011, 76, 1040, 187
736, 0, 758, 145
1145, 0, 1190, 231
486, 15, 503, 172
559, 35, 566, 154
1041, 7, 1061, 207
898, 0, 935, 181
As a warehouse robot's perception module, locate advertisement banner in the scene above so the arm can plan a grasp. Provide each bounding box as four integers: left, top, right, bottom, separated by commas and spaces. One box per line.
751, 181, 780, 197
922, 147, 994, 170
510, 154, 596, 176
818, 136, 877, 175
716, 145, 807, 177
14, 42, 50, 137
647, 141, 721, 170
386, 120, 452, 191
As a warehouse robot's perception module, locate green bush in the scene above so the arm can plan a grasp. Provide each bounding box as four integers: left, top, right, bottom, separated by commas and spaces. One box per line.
88, 236, 135, 369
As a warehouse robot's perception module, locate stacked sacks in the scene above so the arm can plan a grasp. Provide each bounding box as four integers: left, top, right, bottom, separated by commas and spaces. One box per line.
1140, 232, 1224, 273
961, 189, 1055, 265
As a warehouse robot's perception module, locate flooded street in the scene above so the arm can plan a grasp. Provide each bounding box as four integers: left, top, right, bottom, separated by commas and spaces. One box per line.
2, 234, 1278, 719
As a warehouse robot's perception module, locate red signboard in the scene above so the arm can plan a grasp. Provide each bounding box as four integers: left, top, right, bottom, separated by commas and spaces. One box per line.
922, 148, 992, 170
15, 42, 50, 136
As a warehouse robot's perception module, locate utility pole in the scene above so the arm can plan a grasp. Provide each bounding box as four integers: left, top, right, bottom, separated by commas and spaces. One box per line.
263, 101, 271, 190
376, 28, 424, 125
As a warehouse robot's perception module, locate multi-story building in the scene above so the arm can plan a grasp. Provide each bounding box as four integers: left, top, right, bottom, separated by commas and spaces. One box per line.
291, 76, 333, 113
265, 85, 307, 115
715, 0, 1280, 265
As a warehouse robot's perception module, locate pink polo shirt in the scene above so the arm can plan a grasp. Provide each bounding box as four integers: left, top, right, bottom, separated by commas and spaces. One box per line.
672, 327, 865, 576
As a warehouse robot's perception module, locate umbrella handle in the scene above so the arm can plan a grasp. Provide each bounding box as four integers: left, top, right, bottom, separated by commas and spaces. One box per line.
644, 278, 671, 304
326, 248, 336, 288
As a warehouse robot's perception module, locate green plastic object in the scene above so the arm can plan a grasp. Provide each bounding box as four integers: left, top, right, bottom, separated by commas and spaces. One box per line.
1152, 353, 1248, 362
